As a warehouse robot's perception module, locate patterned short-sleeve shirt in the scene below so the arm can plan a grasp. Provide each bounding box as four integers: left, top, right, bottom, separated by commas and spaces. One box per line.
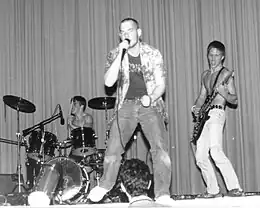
105, 42, 168, 123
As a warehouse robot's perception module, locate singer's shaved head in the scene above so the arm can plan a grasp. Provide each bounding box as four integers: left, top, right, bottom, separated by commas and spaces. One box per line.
119, 17, 142, 43
119, 17, 139, 30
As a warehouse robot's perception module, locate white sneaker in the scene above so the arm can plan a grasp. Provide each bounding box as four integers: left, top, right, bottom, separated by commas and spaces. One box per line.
87, 186, 109, 202
155, 194, 175, 206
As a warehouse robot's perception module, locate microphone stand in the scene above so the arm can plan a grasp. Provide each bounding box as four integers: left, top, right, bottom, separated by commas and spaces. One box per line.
22, 113, 61, 137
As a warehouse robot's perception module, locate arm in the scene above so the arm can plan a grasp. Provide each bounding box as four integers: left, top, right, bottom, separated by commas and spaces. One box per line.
149, 53, 166, 103
216, 70, 238, 105
84, 114, 93, 128
141, 51, 166, 107
67, 115, 77, 130
104, 41, 129, 87
67, 114, 93, 132
104, 51, 122, 87
67, 115, 76, 137
193, 71, 208, 109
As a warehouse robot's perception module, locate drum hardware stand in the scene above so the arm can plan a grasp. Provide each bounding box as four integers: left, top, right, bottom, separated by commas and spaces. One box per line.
81, 127, 87, 158
39, 125, 46, 163
95, 170, 102, 186
13, 108, 27, 193
103, 98, 109, 142
3, 95, 36, 193
63, 140, 70, 157
63, 141, 68, 157
22, 110, 62, 138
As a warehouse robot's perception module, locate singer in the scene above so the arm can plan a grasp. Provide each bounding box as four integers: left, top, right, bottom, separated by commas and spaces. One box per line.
87, 17, 174, 206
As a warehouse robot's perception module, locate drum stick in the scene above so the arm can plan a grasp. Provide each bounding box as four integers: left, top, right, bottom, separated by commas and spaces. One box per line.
67, 101, 73, 137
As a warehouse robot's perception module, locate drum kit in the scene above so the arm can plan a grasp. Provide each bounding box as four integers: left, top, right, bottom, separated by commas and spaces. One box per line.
1, 94, 115, 205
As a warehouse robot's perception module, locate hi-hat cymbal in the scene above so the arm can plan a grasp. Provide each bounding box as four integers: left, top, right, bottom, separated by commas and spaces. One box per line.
3, 95, 36, 113
88, 97, 116, 110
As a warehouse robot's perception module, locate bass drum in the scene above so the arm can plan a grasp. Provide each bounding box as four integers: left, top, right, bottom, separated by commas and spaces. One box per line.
29, 158, 62, 205
50, 157, 89, 203
30, 157, 90, 204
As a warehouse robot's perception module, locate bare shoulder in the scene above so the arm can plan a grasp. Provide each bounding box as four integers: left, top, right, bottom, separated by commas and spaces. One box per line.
84, 113, 93, 120
222, 67, 234, 75
201, 69, 210, 79
221, 67, 235, 80
201, 70, 210, 84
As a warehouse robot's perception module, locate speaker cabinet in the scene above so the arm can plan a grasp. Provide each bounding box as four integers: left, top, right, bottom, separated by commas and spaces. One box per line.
0, 174, 24, 194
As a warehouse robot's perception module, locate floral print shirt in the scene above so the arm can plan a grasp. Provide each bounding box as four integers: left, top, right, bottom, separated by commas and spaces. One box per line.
105, 42, 168, 123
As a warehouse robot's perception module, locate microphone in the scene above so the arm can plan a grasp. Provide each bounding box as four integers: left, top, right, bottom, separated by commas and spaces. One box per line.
59, 104, 65, 125
121, 38, 130, 61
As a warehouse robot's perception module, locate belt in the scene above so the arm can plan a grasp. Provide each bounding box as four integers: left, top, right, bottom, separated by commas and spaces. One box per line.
124, 97, 141, 103
210, 105, 225, 110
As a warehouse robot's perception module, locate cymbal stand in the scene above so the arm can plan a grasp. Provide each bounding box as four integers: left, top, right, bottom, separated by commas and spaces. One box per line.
14, 105, 26, 193
81, 126, 87, 158
103, 98, 109, 144
39, 125, 46, 163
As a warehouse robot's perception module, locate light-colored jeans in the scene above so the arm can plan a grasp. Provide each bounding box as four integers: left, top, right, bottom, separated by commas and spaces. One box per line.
195, 108, 241, 194
99, 100, 172, 198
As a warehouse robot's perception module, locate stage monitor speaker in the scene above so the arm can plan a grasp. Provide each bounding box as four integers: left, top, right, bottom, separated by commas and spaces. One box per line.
0, 174, 24, 194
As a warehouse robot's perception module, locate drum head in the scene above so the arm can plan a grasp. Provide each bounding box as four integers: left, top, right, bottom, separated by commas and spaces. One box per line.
47, 157, 82, 201
70, 147, 96, 157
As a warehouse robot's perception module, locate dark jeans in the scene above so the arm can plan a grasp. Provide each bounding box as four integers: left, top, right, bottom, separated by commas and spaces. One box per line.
99, 100, 172, 198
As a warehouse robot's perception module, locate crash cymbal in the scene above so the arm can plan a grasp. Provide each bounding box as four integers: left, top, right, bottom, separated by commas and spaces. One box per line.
3, 95, 36, 113
88, 97, 116, 110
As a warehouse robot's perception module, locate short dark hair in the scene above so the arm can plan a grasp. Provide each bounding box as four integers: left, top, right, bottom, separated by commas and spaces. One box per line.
207, 40, 226, 63
119, 17, 139, 30
70, 96, 87, 111
118, 158, 151, 197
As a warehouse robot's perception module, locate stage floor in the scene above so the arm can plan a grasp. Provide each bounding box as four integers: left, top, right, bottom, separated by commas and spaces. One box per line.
2, 194, 260, 208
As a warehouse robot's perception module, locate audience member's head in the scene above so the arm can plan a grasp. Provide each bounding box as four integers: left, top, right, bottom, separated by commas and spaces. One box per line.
118, 158, 152, 198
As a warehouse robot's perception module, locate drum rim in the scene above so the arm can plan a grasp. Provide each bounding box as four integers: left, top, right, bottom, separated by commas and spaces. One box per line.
47, 156, 84, 201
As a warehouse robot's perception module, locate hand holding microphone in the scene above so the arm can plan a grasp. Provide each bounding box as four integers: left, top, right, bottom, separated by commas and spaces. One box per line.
119, 38, 130, 61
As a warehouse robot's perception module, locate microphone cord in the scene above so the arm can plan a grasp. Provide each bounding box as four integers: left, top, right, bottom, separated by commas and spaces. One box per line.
115, 59, 125, 153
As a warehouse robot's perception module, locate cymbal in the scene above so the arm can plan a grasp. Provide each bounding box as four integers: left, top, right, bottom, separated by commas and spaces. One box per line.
88, 97, 116, 110
3, 95, 36, 113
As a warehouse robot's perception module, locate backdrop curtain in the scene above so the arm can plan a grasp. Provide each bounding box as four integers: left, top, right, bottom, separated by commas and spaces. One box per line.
0, 0, 260, 195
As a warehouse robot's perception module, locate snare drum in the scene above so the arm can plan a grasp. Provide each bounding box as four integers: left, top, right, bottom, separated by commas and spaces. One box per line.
27, 130, 57, 161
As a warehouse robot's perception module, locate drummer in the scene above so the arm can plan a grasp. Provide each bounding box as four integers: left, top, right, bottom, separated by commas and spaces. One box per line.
67, 96, 96, 162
